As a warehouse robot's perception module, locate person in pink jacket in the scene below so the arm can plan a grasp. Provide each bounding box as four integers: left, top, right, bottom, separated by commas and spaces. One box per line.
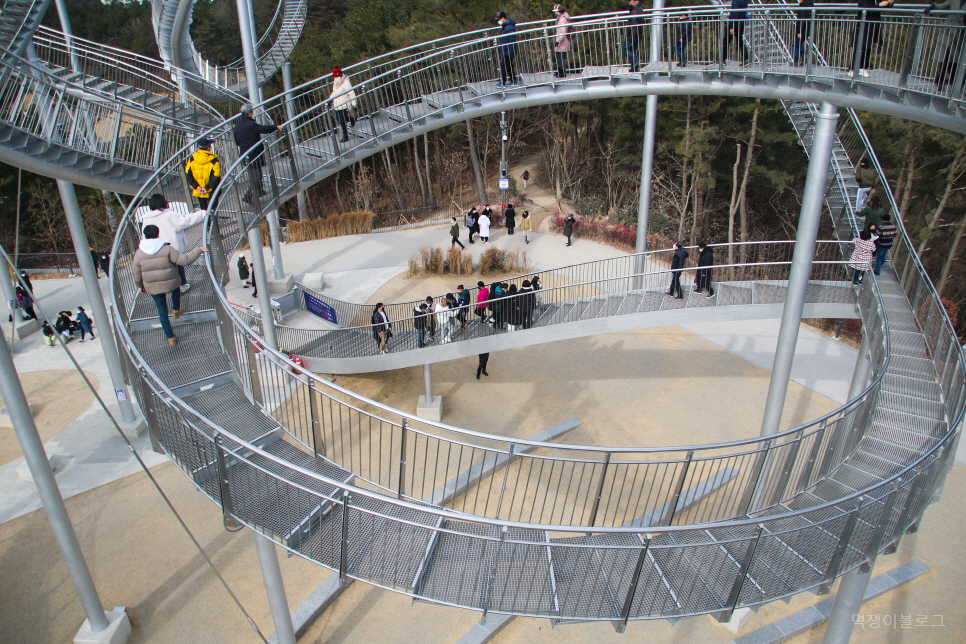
849, 228, 878, 285
553, 4, 573, 78
475, 281, 490, 324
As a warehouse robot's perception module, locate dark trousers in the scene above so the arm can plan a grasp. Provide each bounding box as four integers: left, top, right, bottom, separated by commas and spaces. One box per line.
853, 268, 866, 285
178, 264, 187, 286
477, 353, 489, 377
696, 268, 714, 294
79, 322, 94, 340
417, 328, 425, 348
243, 163, 266, 203
555, 51, 568, 76
874, 245, 891, 275
669, 271, 683, 298
565, 233, 572, 246
452, 235, 465, 249
674, 41, 690, 65
336, 109, 350, 141
499, 54, 517, 84
151, 289, 182, 339
722, 22, 749, 62
507, 225, 514, 235
622, 40, 640, 71
936, 31, 966, 90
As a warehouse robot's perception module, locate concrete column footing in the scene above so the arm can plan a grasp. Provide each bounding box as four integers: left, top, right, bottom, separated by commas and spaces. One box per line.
416, 395, 442, 422
73, 607, 131, 644
267, 274, 295, 294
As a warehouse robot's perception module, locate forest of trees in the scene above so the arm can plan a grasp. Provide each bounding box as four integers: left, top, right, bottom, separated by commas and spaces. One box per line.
1, 0, 963, 340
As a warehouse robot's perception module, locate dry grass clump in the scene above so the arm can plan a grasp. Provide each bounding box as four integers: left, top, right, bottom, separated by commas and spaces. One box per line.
287, 210, 373, 243
408, 247, 474, 276
479, 248, 530, 276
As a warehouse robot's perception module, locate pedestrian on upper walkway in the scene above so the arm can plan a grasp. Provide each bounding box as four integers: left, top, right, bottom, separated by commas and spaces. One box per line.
504, 204, 516, 235
675, 13, 693, 67
132, 224, 207, 347
479, 210, 492, 243
371, 303, 392, 354
99, 252, 110, 276
495, 12, 518, 87
141, 194, 207, 294
849, 228, 878, 285
933, 0, 966, 92
855, 158, 877, 211
185, 137, 220, 211
622, 0, 645, 72
457, 284, 470, 328
553, 5, 572, 78
874, 213, 897, 275
563, 213, 576, 246
852, 0, 894, 77
668, 242, 688, 299
450, 217, 465, 249
426, 296, 438, 339
475, 281, 490, 324
233, 104, 283, 205
722, 0, 750, 66
793, 0, 814, 66
438, 294, 458, 343
519, 280, 535, 328
414, 302, 428, 348
695, 242, 715, 298
330, 66, 357, 144
858, 194, 884, 229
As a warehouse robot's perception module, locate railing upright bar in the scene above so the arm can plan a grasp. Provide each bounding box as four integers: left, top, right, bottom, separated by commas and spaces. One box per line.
616, 536, 650, 632
818, 498, 864, 594
587, 452, 612, 528
718, 525, 763, 623
660, 450, 693, 526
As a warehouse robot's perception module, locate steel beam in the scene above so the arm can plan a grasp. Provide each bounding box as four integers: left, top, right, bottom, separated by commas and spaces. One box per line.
253, 532, 296, 644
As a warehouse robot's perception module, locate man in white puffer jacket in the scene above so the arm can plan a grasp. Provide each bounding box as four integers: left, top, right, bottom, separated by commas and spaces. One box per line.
139, 193, 207, 293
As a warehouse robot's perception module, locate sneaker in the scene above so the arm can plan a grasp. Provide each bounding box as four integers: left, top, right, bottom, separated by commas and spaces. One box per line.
168, 336, 177, 347
381, 348, 388, 354
706, 292, 715, 299
78, 339, 85, 342
173, 308, 184, 320
859, 69, 870, 78
495, 82, 504, 88
181, 283, 191, 293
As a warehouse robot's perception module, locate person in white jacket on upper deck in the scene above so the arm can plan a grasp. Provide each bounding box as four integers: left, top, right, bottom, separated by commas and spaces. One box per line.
139, 193, 207, 293
330, 66, 358, 144
553, 5, 572, 78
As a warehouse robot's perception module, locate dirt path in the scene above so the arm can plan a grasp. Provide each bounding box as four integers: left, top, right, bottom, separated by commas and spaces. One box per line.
507, 152, 574, 233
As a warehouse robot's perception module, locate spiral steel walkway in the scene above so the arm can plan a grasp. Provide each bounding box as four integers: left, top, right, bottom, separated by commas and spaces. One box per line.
0, 3, 961, 628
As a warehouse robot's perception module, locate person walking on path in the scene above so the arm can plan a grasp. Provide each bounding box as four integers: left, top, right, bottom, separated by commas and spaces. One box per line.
99, 252, 110, 277
371, 303, 392, 353
75, 306, 95, 342
475, 281, 490, 323
793, 0, 814, 66
722, 0, 750, 65
90, 247, 100, 278
532, 274, 544, 309
553, 5, 572, 78
695, 242, 715, 298
250, 268, 258, 298
495, 12, 519, 87
237, 255, 251, 287
233, 104, 283, 205
855, 158, 877, 211
563, 213, 576, 246
132, 224, 207, 347
457, 284, 470, 328
857, 194, 884, 230
477, 352, 490, 379
874, 213, 897, 275
449, 217, 466, 249
622, 0, 645, 72
42, 320, 55, 347
425, 296, 438, 339
479, 210, 492, 243
15, 286, 35, 320
414, 302, 428, 348
504, 204, 516, 235
519, 280, 535, 328
330, 66, 358, 143
522, 170, 530, 189
521, 211, 532, 244
467, 207, 478, 243
140, 194, 207, 293
185, 137, 221, 210
668, 242, 688, 299
849, 228, 878, 285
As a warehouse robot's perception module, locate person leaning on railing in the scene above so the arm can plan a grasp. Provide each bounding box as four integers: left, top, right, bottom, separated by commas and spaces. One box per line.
233, 104, 283, 205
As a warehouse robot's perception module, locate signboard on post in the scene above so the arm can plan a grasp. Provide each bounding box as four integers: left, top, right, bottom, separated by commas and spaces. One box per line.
499, 177, 509, 190
303, 291, 338, 324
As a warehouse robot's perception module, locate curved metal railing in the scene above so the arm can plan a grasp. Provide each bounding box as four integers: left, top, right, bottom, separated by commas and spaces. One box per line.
100, 7, 965, 621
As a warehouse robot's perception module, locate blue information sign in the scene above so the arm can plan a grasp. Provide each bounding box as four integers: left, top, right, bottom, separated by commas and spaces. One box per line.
303, 291, 338, 324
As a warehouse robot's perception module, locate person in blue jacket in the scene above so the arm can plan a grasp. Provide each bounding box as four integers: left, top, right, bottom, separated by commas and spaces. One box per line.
495, 12, 518, 87
721, 0, 750, 65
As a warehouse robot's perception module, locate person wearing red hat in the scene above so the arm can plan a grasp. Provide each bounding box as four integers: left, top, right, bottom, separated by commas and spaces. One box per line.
330, 66, 358, 143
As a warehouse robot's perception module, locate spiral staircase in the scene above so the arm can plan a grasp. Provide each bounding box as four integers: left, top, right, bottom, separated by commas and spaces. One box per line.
0, 1, 962, 630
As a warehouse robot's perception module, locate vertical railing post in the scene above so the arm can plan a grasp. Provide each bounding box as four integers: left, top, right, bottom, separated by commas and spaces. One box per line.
615, 536, 650, 633
718, 525, 763, 623
818, 497, 864, 594
767, 430, 804, 506
851, 13, 867, 77
214, 433, 243, 530
660, 450, 693, 526
309, 382, 324, 457
246, 340, 263, 404
898, 14, 923, 89
339, 490, 351, 582
738, 440, 771, 515
860, 482, 900, 571
398, 418, 408, 498
586, 452, 611, 528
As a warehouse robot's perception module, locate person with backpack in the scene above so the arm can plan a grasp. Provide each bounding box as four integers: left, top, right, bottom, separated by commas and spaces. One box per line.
139, 194, 207, 293
466, 208, 479, 243
132, 224, 208, 347
184, 137, 221, 210
75, 306, 95, 342
553, 5, 573, 78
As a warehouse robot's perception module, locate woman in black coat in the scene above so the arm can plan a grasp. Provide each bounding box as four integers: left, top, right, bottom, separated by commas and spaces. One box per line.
695, 242, 715, 298
563, 214, 576, 246
504, 205, 516, 235
371, 303, 392, 353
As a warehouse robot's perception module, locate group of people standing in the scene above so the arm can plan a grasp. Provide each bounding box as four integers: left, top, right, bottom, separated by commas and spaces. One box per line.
41, 307, 95, 347
460, 205, 533, 247
849, 192, 897, 284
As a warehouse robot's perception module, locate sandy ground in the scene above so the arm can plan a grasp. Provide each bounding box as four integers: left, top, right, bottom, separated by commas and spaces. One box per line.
0, 370, 97, 466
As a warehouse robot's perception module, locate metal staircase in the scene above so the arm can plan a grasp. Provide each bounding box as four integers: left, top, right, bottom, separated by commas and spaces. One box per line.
0, 0, 52, 57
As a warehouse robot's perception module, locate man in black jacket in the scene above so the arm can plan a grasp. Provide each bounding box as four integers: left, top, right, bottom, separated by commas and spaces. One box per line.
456, 285, 470, 328
233, 104, 283, 205
622, 0, 645, 72
414, 302, 428, 348
695, 242, 715, 298
668, 242, 688, 299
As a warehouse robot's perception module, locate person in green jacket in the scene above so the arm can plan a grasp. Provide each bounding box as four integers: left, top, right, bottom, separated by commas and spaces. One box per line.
854, 158, 877, 210
857, 194, 884, 230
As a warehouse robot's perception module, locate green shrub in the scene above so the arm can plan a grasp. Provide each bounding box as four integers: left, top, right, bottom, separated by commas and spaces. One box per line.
577, 196, 606, 219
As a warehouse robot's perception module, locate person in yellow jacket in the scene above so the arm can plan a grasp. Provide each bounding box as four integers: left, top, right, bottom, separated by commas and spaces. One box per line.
521, 210, 533, 244
184, 137, 220, 210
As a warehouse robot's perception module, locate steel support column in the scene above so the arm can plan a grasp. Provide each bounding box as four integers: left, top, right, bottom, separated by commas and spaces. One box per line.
57, 180, 137, 423
235, 0, 260, 103
0, 326, 110, 632
634, 0, 664, 259
423, 363, 433, 403
248, 227, 278, 350
821, 568, 872, 644
253, 532, 296, 644
282, 62, 309, 220
759, 102, 839, 437
847, 332, 872, 401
